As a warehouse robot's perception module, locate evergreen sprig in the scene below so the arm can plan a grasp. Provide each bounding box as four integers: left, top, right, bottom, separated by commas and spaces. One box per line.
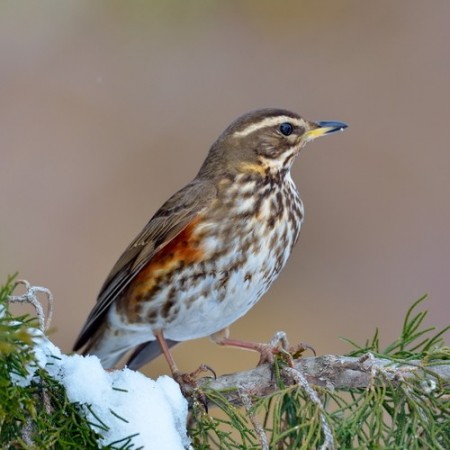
0, 275, 448, 449
189, 296, 450, 449
0, 276, 104, 449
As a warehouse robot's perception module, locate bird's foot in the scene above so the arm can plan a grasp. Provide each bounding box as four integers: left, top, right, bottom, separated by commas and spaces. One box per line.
173, 364, 216, 409
173, 363, 216, 387
211, 328, 315, 367
255, 331, 315, 367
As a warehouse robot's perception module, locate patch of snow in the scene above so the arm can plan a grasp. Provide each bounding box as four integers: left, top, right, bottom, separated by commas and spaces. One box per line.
13, 334, 191, 449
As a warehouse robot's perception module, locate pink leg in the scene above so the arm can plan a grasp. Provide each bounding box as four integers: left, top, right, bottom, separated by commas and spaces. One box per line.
210, 328, 303, 365
155, 329, 216, 397
155, 330, 179, 375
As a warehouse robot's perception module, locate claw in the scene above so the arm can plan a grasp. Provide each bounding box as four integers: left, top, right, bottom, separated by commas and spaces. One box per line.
198, 391, 209, 413
255, 333, 317, 367
194, 363, 216, 380
173, 363, 216, 411
294, 342, 316, 357
212, 328, 314, 371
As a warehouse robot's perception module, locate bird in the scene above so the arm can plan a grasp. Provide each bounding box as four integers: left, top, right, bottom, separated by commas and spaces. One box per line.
73, 108, 347, 380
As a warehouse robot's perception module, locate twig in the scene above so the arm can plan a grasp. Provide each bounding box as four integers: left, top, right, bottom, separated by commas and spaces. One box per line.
8, 280, 54, 332
284, 366, 334, 450
238, 389, 269, 450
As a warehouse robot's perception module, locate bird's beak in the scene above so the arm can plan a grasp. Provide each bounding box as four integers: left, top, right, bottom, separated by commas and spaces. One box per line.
304, 121, 348, 142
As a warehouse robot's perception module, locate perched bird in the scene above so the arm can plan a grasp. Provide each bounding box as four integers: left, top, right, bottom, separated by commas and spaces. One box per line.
73, 108, 347, 379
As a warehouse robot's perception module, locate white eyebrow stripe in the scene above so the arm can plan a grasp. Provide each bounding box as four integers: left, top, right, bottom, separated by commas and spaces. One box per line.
233, 116, 303, 138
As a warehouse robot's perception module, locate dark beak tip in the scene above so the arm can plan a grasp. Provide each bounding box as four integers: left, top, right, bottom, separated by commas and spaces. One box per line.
317, 121, 348, 133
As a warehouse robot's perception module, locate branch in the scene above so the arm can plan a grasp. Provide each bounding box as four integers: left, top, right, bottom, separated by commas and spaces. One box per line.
198, 354, 450, 406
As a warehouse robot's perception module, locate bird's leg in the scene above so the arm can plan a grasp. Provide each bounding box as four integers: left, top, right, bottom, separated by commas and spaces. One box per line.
210, 328, 313, 366
210, 328, 288, 365
155, 330, 180, 375
155, 330, 215, 400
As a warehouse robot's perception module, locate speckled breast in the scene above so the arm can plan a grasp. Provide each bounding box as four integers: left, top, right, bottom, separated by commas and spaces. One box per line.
125, 171, 304, 341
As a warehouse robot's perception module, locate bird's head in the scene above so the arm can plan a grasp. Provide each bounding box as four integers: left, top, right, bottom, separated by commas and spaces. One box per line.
199, 108, 347, 178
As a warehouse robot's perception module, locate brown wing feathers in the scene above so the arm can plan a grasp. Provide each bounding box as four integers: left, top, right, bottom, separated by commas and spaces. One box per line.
73, 180, 216, 352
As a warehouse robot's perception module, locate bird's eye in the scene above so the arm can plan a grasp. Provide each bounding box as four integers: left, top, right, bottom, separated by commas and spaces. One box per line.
279, 122, 293, 136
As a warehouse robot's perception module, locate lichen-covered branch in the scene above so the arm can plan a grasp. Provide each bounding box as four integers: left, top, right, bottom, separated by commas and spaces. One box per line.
198, 354, 450, 406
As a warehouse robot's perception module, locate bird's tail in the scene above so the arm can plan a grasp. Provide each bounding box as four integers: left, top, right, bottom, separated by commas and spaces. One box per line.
126, 339, 179, 370
81, 321, 131, 369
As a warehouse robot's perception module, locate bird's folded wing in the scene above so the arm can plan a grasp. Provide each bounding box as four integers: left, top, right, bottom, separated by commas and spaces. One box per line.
73, 179, 216, 351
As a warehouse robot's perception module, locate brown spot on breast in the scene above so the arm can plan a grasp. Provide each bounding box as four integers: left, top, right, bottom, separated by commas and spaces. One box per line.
267, 216, 276, 229
219, 271, 229, 290
253, 194, 264, 217
147, 309, 158, 323
161, 298, 175, 319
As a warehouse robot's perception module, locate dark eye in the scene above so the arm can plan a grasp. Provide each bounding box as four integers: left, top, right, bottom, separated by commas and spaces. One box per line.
279, 122, 293, 136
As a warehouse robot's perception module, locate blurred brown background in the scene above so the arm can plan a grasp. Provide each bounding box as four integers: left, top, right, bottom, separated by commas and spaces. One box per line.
1, 1, 449, 378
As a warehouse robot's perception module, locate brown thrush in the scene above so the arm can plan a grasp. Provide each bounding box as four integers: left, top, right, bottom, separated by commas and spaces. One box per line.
73, 108, 347, 378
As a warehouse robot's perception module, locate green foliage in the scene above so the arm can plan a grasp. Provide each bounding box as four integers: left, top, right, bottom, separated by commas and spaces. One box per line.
189, 296, 450, 449
1, 275, 449, 449
343, 295, 450, 361
0, 276, 103, 449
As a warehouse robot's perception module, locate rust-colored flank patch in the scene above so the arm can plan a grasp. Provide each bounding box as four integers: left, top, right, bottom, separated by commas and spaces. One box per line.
125, 216, 205, 314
